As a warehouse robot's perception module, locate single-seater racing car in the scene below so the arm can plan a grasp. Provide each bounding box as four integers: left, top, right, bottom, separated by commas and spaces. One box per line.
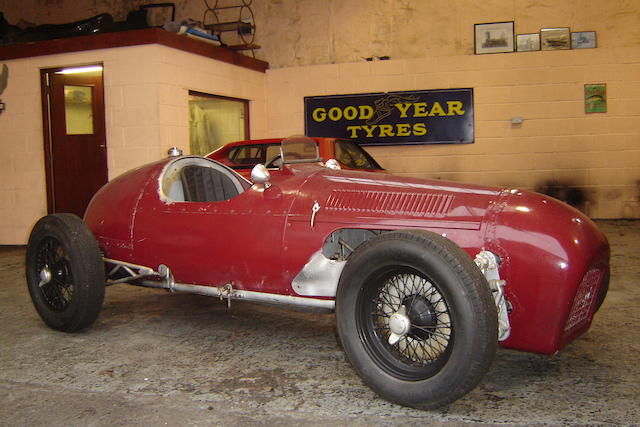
25, 136, 610, 409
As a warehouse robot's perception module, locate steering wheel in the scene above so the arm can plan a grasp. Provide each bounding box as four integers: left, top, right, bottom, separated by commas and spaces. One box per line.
265, 154, 282, 169
265, 153, 302, 168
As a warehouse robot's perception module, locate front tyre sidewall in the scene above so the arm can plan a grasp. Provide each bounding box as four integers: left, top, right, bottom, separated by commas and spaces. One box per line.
336, 230, 497, 408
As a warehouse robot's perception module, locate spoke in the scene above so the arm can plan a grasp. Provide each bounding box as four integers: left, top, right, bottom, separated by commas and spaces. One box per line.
369, 272, 453, 367
35, 237, 74, 311
42, 281, 64, 307
400, 337, 413, 360
410, 275, 421, 295
407, 277, 425, 313
411, 322, 451, 333
422, 337, 442, 360
412, 326, 451, 342
409, 339, 422, 362
59, 280, 74, 302
51, 279, 71, 305
378, 291, 397, 309
418, 340, 437, 362
374, 324, 390, 337
412, 337, 435, 364
45, 241, 57, 266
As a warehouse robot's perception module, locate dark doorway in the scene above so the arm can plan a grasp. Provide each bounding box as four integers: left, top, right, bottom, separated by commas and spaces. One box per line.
41, 65, 108, 218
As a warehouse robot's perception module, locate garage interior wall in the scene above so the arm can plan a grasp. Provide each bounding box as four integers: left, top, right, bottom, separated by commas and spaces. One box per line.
265, 47, 640, 219
0, 45, 266, 244
255, 0, 638, 220
0, 0, 638, 244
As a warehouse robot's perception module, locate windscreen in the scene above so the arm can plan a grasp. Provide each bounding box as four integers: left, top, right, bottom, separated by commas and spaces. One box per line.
280, 136, 322, 164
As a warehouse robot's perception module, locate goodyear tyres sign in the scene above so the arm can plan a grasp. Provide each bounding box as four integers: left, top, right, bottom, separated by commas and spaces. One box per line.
304, 89, 474, 145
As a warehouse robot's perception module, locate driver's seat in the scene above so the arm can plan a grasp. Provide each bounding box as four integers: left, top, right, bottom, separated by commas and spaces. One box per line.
180, 165, 241, 202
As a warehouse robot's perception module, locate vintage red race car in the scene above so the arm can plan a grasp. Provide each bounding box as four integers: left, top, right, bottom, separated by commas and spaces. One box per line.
25, 136, 610, 409
206, 137, 384, 176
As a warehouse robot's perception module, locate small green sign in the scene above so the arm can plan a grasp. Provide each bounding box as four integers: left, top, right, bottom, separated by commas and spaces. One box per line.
585, 83, 606, 113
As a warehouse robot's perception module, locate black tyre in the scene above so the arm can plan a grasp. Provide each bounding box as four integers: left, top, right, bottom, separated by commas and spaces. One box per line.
25, 213, 105, 332
336, 230, 498, 408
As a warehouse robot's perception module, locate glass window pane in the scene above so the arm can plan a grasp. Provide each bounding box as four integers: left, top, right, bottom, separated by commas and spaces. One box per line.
189, 93, 248, 156
335, 140, 372, 168
334, 140, 382, 170
64, 85, 94, 135
230, 145, 267, 164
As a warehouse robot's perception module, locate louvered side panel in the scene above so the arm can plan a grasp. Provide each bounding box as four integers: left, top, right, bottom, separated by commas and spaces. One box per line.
325, 189, 454, 217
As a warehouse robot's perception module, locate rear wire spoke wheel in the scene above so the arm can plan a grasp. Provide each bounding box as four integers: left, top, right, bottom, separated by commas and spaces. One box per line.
336, 230, 498, 408
35, 236, 75, 312
26, 214, 105, 332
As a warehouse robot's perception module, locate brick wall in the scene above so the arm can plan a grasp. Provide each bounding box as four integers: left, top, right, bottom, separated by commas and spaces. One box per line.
265, 47, 640, 219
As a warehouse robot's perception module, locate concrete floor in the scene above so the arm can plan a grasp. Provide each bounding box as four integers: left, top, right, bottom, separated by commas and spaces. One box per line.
0, 220, 638, 426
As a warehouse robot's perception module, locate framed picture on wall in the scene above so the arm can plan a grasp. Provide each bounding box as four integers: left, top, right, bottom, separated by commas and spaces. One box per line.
572, 31, 597, 49
475, 21, 515, 54
541, 27, 571, 50
516, 33, 541, 52
585, 83, 607, 113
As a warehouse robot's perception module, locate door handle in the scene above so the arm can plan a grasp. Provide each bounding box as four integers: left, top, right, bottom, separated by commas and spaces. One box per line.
310, 201, 321, 229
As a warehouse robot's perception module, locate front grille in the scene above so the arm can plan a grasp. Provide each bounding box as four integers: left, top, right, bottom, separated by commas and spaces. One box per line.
564, 268, 604, 332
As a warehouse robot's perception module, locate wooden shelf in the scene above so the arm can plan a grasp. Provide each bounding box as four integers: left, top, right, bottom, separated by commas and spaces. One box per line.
0, 28, 268, 73
228, 43, 261, 51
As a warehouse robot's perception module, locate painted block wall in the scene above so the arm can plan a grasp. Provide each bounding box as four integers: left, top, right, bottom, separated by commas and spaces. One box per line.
264, 46, 640, 219
0, 44, 266, 244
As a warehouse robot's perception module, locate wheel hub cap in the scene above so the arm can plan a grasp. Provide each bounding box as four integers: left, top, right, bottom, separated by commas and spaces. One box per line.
388, 305, 411, 345
404, 296, 437, 340
38, 266, 52, 288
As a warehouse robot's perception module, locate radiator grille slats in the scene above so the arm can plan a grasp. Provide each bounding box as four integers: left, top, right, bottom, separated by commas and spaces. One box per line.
564, 268, 604, 332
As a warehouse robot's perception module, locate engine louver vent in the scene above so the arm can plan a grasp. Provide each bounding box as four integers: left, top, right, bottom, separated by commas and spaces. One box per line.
326, 189, 454, 217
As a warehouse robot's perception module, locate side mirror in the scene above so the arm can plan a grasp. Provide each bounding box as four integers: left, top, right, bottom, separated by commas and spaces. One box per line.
251, 164, 271, 190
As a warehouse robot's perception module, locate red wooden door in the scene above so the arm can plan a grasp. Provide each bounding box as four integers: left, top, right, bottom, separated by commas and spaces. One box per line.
42, 67, 108, 218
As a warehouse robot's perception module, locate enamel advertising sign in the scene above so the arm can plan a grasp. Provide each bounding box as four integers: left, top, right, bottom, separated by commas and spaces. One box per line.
304, 89, 474, 145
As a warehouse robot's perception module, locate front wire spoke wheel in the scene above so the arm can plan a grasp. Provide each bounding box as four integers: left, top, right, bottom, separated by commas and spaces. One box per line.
336, 230, 497, 408
369, 271, 453, 372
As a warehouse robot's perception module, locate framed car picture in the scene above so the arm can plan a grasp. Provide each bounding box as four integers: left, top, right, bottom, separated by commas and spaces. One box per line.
516, 33, 541, 52
475, 22, 515, 54
572, 31, 597, 49
541, 27, 571, 50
